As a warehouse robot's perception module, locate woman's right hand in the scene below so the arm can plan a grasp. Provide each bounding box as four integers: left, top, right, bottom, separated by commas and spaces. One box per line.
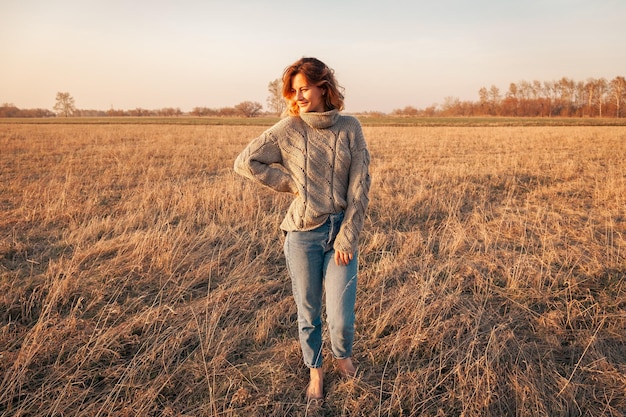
334, 250, 353, 266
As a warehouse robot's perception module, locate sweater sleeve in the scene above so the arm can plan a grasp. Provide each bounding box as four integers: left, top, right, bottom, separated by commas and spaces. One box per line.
334, 122, 371, 254
233, 130, 298, 194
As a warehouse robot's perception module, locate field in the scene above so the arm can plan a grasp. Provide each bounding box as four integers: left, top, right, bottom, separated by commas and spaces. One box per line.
1, 122, 625, 416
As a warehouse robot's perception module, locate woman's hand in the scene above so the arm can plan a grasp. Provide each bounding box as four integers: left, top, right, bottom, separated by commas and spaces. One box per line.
334, 250, 353, 266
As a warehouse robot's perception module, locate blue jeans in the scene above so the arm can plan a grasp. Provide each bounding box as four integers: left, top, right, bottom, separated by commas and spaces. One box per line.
283, 212, 358, 368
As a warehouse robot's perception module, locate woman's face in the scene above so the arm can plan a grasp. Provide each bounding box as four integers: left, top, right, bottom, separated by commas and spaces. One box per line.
291, 73, 325, 113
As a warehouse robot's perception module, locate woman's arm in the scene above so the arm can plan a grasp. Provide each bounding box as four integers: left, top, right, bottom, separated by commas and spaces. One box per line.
334, 124, 371, 254
234, 133, 298, 194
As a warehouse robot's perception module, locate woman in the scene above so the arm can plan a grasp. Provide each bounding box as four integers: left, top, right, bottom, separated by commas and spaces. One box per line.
233, 57, 370, 401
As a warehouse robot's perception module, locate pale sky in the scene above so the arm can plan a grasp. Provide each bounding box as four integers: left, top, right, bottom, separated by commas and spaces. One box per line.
2, 0, 624, 113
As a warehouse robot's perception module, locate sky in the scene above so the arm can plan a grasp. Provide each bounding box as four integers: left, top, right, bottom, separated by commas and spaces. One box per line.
1, 0, 624, 113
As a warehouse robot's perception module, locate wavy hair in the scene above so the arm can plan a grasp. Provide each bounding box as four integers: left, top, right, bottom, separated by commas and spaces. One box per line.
281, 57, 344, 116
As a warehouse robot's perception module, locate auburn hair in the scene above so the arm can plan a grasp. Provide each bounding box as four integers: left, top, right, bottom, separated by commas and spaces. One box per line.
281, 57, 344, 116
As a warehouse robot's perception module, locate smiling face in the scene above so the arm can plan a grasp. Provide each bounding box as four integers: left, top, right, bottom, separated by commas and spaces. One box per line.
290, 72, 326, 113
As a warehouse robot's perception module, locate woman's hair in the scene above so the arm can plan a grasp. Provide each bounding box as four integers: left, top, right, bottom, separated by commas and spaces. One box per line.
281, 57, 344, 116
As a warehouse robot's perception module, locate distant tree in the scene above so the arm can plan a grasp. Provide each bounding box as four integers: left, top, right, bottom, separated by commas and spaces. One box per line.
0, 103, 19, 117
595, 78, 608, 117
34, 108, 55, 117
529, 80, 543, 116
235, 101, 263, 117
360, 111, 386, 118
441, 97, 460, 115
478, 87, 491, 115
218, 107, 239, 117
53, 92, 76, 117
583, 79, 597, 117
267, 78, 286, 116
190, 107, 219, 116
502, 83, 520, 116
391, 106, 419, 116
478, 86, 500, 115
610, 76, 626, 117
129, 108, 150, 117
157, 107, 182, 117
557, 77, 576, 116
488, 85, 501, 115
422, 105, 437, 117
107, 107, 126, 117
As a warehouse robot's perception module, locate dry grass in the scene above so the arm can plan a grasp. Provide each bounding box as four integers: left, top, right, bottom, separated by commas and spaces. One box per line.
1, 123, 625, 416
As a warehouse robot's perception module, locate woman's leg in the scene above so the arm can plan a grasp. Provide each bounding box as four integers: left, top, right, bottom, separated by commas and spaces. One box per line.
284, 228, 327, 369
324, 251, 358, 364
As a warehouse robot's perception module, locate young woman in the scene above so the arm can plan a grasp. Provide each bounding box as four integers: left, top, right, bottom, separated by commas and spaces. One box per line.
234, 57, 371, 401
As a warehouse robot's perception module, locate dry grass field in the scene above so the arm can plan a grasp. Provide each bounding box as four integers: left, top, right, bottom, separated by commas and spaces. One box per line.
1, 122, 625, 416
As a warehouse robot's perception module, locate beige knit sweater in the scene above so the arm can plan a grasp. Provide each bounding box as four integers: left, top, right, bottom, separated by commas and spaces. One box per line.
234, 109, 371, 254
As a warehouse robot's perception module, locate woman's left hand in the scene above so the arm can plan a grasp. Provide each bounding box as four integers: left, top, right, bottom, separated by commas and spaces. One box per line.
334, 250, 353, 266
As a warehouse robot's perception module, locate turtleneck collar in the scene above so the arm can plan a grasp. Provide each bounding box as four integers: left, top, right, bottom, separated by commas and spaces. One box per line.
299, 109, 340, 129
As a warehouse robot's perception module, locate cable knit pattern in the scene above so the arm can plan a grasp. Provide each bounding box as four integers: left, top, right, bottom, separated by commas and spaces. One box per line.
234, 110, 371, 254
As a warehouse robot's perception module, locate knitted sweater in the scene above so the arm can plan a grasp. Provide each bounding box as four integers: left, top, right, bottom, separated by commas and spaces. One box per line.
234, 109, 371, 254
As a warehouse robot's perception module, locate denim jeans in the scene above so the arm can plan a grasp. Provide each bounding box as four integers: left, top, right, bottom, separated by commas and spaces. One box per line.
283, 212, 358, 368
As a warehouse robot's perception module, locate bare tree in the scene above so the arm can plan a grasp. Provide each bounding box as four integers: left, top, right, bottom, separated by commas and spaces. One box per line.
542, 81, 556, 117
441, 97, 461, 115
574, 80, 586, 116
610, 76, 625, 118
478, 87, 489, 114
584, 79, 598, 117
235, 101, 263, 118
267, 78, 286, 116
503, 83, 519, 116
157, 107, 182, 117
488, 85, 500, 115
53, 92, 76, 117
556, 77, 575, 116
595, 78, 608, 117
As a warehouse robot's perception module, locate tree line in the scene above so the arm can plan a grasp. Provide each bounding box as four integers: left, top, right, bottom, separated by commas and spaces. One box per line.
393, 76, 626, 118
1, 92, 266, 119
0, 102, 266, 118
0, 105, 55, 118
3, 76, 624, 118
